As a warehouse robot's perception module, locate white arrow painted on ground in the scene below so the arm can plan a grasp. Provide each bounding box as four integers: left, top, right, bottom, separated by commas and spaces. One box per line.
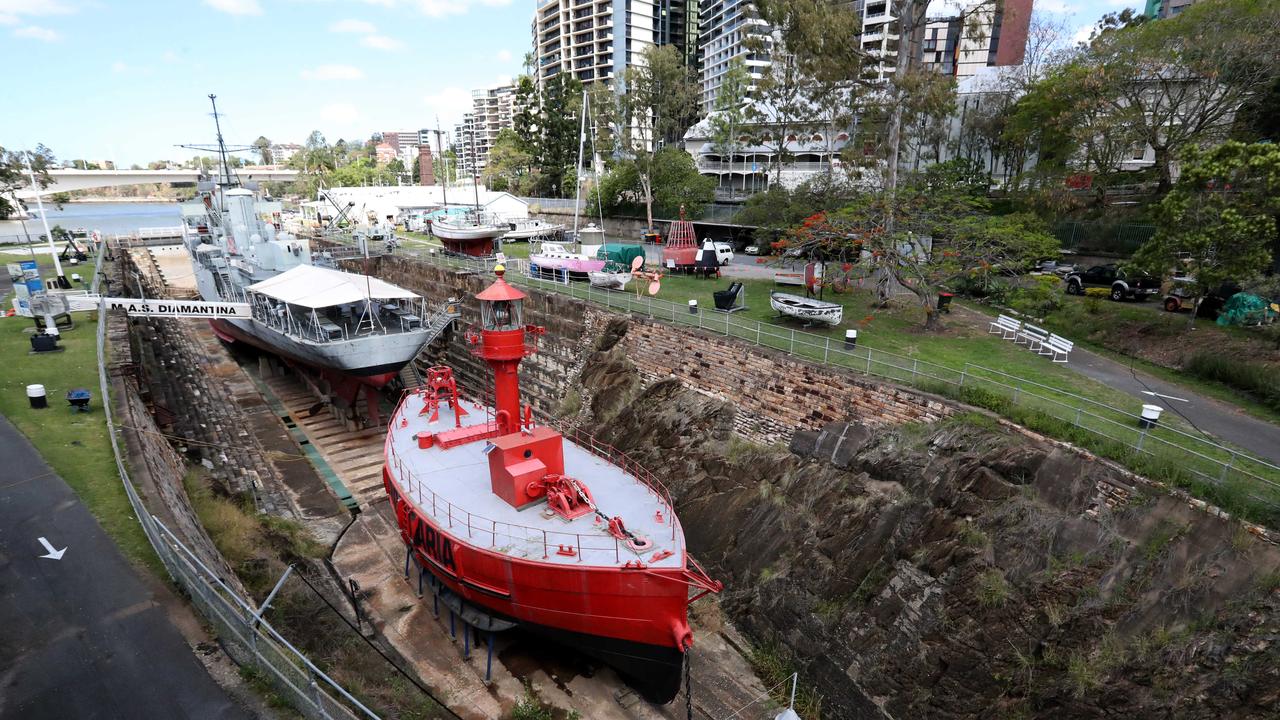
1141, 390, 1190, 403
37, 537, 66, 560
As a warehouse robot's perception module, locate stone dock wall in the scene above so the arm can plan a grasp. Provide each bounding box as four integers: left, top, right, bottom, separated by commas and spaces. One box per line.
345, 252, 948, 445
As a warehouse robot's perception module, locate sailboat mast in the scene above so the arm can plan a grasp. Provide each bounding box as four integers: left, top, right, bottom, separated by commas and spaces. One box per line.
434, 125, 448, 207
469, 126, 481, 222
572, 88, 588, 235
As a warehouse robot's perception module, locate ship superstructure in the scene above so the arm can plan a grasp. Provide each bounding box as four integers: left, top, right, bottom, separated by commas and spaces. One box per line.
180, 95, 446, 422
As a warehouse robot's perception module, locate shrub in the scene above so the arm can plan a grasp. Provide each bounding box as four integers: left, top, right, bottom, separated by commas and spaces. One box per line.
1083, 287, 1111, 299
1183, 351, 1280, 412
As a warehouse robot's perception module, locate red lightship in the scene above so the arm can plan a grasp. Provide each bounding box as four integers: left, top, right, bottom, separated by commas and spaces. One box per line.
382, 266, 721, 702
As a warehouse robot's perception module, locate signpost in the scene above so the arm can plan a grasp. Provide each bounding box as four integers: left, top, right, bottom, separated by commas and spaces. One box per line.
65, 295, 252, 319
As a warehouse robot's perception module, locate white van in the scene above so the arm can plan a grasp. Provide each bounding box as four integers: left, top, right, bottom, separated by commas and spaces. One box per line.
711, 242, 735, 265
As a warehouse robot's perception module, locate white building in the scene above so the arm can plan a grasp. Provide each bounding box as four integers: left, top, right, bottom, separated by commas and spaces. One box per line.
300, 185, 530, 228
455, 84, 517, 177
697, 0, 773, 110
532, 0, 657, 89
270, 143, 302, 165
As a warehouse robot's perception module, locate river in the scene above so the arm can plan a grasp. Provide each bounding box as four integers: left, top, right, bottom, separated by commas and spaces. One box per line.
0, 202, 180, 244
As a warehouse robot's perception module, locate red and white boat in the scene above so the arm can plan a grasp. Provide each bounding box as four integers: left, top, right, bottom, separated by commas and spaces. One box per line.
382, 266, 720, 702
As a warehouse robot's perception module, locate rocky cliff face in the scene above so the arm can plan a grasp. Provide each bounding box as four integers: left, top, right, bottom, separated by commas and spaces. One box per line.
574, 319, 1280, 719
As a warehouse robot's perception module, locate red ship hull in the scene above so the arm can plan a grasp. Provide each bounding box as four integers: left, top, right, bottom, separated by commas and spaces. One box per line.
382, 466, 694, 702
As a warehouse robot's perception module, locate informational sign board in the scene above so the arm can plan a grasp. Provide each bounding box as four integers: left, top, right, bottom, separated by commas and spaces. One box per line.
19, 260, 43, 294
66, 296, 252, 319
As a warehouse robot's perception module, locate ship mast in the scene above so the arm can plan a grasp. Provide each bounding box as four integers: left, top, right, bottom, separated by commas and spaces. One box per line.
209, 94, 234, 187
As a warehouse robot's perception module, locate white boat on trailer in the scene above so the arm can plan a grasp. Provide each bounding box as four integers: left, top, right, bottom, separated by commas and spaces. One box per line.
769, 291, 843, 326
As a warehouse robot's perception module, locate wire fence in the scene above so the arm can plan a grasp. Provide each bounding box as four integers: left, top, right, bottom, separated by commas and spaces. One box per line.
1053, 221, 1156, 258
396, 247, 1280, 514
93, 247, 380, 720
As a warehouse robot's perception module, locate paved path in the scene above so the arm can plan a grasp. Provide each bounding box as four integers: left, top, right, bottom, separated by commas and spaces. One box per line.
1066, 345, 1280, 465
0, 414, 252, 720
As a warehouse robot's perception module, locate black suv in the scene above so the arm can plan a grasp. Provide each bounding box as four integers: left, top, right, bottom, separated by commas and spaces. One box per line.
1065, 264, 1160, 301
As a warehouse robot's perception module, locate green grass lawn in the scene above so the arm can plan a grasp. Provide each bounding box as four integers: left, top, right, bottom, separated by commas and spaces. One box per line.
0, 311, 158, 572
963, 293, 1280, 425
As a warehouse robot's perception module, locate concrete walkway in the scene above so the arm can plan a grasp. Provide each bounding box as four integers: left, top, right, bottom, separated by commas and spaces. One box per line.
0, 413, 253, 720
1066, 345, 1280, 465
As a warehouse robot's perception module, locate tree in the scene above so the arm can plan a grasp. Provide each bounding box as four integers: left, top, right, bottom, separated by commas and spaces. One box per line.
1132, 141, 1280, 324
252, 136, 273, 165
782, 176, 1057, 330
512, 75, 541, 157
707, 58, 752, 193
536, 73, 583, 198
616, 44, 703, 228
1078, 0, 1280, 192
591, 148, 714, 219
0, 145, 56, 219
483, 129, 535, 193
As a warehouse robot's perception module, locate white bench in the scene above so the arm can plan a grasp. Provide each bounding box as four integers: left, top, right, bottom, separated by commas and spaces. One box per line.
1040, 333, 1074, 362
988, 314, 1021, 340
1018, 324, 1049, 350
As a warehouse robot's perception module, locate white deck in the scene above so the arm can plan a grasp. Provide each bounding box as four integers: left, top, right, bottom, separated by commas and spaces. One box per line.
387, 392, 684, 569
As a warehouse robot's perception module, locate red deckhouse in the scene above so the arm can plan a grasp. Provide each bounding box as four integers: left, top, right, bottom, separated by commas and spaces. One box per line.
382, 265, 721, 702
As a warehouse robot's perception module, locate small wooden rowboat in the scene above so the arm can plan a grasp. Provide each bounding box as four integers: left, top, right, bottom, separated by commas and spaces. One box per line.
769, 291, 843, 326
588, 271, 631, 290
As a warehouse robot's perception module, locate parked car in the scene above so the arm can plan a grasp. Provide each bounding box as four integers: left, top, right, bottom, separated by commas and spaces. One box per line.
711, 241, 735, 265
1162, 276, 1240, 318
1065, 264, 1160, 301
744, 245, 762, 256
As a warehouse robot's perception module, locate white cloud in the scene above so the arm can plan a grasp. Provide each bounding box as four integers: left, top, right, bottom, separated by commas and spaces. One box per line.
202, 0, 263, 16
111, 61, 127, 72
319, 103, 363, 127
1037, 0, 1078, 14
330, 18, 376, 33
0, 13, 16, 25
416, 0, 468, 18
13, 24, 58, 41
477, 0, 512, 7
300, 64, 366, 80
496, 48, 512, 62
1071, 23, 1093, 45
0, 0, 74, 16
422, 87, 473, 127
360, 34, 404, 50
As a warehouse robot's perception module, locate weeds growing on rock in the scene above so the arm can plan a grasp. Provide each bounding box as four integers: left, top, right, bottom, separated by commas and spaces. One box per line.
1141, 520, 1188, 563
959, 522, 989, 548
509, 682, 553, 720
747, 642, 824, 720
976, 569, 1010, 608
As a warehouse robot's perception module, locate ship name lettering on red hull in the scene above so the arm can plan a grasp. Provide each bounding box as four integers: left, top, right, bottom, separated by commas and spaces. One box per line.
413, 515, 456, 572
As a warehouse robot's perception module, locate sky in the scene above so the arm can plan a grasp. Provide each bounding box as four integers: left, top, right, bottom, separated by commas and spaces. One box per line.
0, 0, 1140, 167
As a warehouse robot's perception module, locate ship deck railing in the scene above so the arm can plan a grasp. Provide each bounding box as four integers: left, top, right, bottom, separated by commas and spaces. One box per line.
385, 402, 683, 567
246, 294, 436, 345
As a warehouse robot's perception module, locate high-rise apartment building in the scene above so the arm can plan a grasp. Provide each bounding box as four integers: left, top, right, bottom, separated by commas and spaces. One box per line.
453, 84, 516, 177
697, 0, 772, 109
659, 0, 701, 70
919, 0, 1031, 78
532, 0, 659, 89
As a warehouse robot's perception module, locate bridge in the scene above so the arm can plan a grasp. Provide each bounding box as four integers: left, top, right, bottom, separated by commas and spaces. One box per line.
14, 167, 300, 199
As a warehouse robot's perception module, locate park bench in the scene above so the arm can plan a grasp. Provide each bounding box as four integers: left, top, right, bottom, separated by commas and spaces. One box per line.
988, 314, 1022, 340
1040, 333, 1074, 363
1018, 324, 1050, 350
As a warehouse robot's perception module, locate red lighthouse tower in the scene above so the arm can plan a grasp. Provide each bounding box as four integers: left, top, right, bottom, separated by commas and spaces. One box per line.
470, 264, 543, 434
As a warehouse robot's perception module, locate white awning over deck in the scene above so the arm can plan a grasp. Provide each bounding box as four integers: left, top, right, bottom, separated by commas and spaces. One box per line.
246, 264, 418, 308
